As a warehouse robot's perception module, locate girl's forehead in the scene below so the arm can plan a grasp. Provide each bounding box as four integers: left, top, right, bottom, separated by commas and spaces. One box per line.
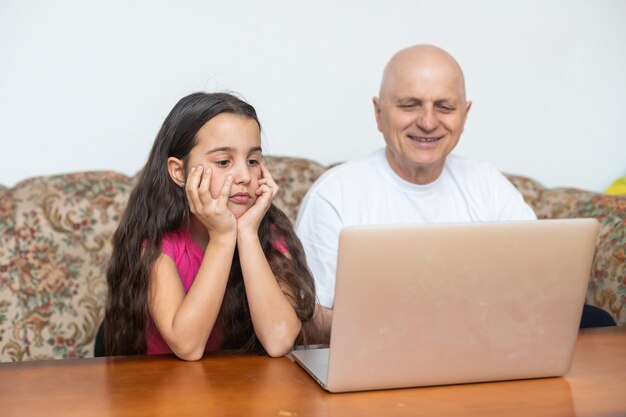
194, 114, 261, 150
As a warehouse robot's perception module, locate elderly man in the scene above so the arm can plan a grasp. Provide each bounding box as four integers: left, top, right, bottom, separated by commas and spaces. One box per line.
295, 45, 537, 339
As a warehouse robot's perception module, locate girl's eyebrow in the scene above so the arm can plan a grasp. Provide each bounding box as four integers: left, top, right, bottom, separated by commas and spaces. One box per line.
206, 146, 234, 155
205, 146, 263, 155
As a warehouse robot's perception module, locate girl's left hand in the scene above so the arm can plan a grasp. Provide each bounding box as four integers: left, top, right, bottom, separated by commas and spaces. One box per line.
237, 161, 279, 234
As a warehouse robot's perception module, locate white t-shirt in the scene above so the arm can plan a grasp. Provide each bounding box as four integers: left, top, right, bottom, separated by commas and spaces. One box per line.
295, 148, 537, 308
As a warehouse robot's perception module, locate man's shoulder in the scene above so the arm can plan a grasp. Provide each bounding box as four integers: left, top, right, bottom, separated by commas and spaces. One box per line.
309, 151, 380, 191
446, 154, 497, 170
445, 154, 501, 180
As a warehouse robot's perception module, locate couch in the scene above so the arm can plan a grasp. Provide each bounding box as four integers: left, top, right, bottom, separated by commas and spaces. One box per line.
1, 156, 624, 362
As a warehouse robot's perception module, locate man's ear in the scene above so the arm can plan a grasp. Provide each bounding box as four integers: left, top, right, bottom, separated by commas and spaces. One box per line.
464, 100, 473, 117
372, 97, 383, 133
167, 157, 186, 187
460, 100, 472, 134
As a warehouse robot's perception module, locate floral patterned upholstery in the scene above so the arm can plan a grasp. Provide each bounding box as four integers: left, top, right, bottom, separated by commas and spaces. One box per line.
507, 175, 625, 326
0, 158, 623, 362
265, 156, 328, 222
0, 173, 136, 361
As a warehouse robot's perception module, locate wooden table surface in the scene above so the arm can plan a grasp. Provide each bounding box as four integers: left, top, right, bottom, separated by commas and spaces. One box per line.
1, 326, 625, 417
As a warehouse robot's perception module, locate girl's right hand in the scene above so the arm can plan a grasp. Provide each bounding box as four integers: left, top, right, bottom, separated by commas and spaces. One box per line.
186, 165, 237, 237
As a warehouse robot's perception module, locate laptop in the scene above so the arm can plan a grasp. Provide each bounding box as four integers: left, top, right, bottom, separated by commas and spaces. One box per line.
291, 219, 599, 392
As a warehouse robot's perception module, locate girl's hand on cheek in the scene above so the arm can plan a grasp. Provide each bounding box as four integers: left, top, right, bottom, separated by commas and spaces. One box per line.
186, 165, 237, 238
237, 161, 279, 235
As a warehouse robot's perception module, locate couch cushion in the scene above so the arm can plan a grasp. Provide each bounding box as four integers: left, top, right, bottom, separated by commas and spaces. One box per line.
1, 172, 135, 361
265, 156, 328, 224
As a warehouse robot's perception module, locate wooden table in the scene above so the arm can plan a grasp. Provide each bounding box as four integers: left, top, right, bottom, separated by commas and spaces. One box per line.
1, 327, 625, 417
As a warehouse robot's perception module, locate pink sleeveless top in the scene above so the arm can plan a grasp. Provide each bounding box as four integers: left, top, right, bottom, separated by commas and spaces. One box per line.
146, 226, 288, 354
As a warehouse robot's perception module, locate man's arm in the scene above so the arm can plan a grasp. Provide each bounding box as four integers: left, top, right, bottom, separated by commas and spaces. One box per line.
493, 171, 538, 221
295, 188, 344, 342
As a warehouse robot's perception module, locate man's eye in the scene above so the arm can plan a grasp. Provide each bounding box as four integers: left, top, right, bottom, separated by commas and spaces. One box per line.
437, 105, 455, 113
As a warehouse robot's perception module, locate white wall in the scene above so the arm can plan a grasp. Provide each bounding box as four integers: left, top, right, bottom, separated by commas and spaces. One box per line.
1, 0, 625, 192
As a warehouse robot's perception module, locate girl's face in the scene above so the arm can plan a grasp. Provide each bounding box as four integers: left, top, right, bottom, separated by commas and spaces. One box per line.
185, 113, 263, 219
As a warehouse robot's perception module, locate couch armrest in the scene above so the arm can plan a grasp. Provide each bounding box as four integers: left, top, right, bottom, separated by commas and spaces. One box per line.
0, 187, 22, 360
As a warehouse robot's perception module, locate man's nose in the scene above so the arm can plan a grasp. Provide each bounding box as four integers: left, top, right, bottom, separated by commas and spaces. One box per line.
416, 107, 438, 132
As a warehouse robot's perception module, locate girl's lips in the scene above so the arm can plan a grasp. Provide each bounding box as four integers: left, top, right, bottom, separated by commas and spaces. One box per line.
230, 193, 252, 204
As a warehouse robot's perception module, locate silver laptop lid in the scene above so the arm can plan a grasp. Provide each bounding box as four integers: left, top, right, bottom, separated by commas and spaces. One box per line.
325, 219, 599, 392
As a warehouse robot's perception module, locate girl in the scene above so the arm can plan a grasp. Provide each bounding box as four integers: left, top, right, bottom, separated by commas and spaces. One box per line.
104, 92, 318, 360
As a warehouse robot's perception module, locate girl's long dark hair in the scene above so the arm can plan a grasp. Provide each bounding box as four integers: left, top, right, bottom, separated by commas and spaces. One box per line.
104, 92, 319, 355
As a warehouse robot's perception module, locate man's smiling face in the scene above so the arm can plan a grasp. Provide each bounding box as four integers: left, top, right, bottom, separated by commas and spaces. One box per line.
373, 45, 472, 184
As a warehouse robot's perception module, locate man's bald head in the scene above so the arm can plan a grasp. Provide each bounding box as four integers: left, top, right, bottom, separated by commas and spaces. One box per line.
372, 44, 472, 184
379, 44, 467, 103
